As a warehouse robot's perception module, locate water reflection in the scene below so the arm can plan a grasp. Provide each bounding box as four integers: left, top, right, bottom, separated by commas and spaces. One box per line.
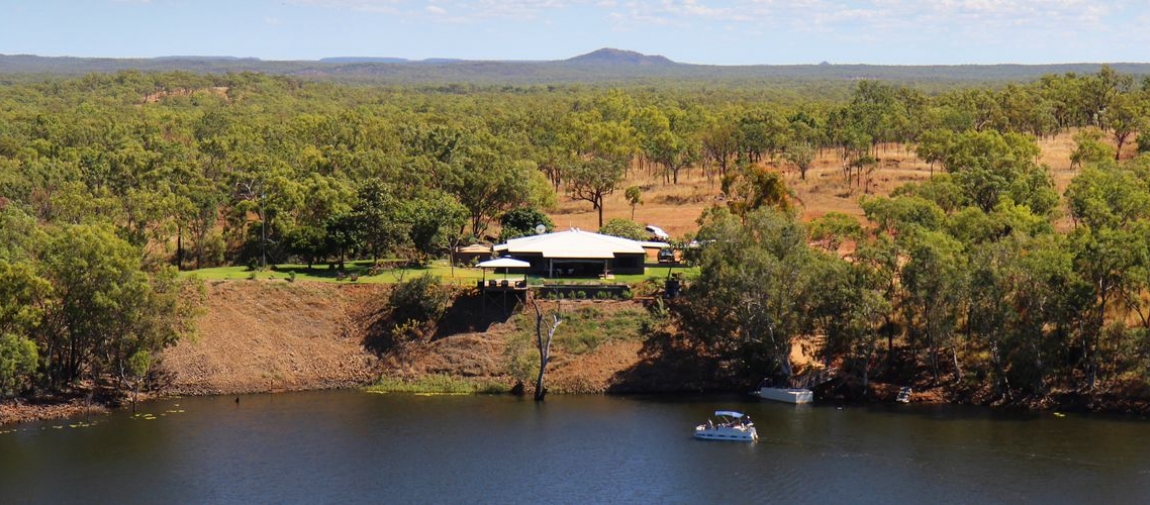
3, 391, 1150, 503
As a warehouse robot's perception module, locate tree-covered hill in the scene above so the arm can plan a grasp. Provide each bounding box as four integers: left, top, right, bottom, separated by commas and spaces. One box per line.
2, 61, 1150, 412
3, 50, 1149, 87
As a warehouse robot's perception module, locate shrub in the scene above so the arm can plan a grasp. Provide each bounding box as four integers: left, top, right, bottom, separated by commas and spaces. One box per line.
287, 272, 296, 283
388, 273, 449, 325
499, 207, 555, 242
598, 218, 648, 241
0, 334, 38, 398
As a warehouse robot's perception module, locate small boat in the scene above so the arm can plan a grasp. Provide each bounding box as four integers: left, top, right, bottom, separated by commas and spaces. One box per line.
753, 386, 814, 404
896, 387, 912, 404
694, 411, 758, 442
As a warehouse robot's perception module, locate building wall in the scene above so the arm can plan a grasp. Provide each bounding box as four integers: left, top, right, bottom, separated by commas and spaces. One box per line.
510, 253, 645, 277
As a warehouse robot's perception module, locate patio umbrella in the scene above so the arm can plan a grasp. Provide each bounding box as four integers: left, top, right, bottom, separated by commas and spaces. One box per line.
476, 257, 531, 282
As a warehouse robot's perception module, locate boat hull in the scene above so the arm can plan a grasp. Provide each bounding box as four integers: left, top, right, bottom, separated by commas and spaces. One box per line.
754, 387, 814, 404
693, 425, 758, 442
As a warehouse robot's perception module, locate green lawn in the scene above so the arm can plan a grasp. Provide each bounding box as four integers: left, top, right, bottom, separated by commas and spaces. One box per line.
182, 259, 698, 286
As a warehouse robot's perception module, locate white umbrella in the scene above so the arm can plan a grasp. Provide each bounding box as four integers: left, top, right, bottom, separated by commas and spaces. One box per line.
477, 257, 531, 284
476, 258, 531, 269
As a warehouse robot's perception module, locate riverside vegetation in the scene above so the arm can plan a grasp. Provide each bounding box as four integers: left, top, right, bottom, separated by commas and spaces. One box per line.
2, 65, 1150, 417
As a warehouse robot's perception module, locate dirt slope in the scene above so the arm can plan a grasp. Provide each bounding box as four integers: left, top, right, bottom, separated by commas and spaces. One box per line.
158, 281, 388, 395
158, 282, 651, 396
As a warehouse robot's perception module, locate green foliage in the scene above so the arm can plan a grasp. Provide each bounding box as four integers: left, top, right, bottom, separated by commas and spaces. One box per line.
499, 207, 555, 242
566, 156, 627, 227
387, 273, 450, 326
598, 218, 647, 241
624, 185, 643, 218
368, 374, 509, 394
722, 165, 794, 217
38, 224, 195, 387
4, 65, 1150, 401
808, 212, 863, 252
511, 306, 646, 357
0, 333, 38, 397
861, 195, 945, 236
676, 208, 815, 380
1070, 128, 1117, 168
931, 130, 1057, 215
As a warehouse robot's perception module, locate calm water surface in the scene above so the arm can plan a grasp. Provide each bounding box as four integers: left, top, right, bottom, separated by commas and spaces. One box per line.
3, 391, 1150, 504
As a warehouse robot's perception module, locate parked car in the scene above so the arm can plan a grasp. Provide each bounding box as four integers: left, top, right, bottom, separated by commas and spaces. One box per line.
645, 225, 670, 241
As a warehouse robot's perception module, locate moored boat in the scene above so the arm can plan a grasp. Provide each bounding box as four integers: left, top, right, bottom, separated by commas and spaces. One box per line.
753, 386, 814, 404
693, 411, 758, 442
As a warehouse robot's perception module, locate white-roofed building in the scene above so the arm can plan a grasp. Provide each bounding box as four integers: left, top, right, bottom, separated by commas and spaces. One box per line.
493, 228, 667, 277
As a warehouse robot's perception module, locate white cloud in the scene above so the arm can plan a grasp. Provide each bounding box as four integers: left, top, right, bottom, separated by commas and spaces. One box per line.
286, 0, 403, 14
283, 0, 1141, 43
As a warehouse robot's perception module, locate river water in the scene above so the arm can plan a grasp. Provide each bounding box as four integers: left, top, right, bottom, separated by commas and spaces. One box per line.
2, 390, 1150, 504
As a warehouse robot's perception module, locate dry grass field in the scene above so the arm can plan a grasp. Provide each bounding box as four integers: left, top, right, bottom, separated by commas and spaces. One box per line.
553, 131, 1094, 238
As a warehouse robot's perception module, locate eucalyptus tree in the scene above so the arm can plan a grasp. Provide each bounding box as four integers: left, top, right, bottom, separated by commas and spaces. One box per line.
229, 155, 302, 269
624, 185, 643, 220
899, 229, 968, 383
441, 131, 553, 239
1082, 65, 1133, 130
36, 224, 196, 389
676, 208, 817, 383
499, 207, 554, 242
699, 108, 740, 182
400, 190, 468, 266
567, 156, 626, 228
1069, 128, 1116, 169
935, 130, 1057, 216
350, 178, 407, 264
1102, 91, 1148, 160
598, 218, 647, 241
808, 247, 891, 390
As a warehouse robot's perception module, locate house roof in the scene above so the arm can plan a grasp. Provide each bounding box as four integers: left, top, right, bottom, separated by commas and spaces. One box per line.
455, 244, 493, 254
494, 228, 665, 259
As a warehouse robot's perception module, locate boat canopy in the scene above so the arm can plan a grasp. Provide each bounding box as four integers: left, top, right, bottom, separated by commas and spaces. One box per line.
714, 410, 745, 418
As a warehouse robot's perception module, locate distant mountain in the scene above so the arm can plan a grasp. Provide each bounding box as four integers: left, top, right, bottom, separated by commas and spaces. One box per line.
2, 51, 1149, 87
320, 57, 409, 64
564, 48, 676, 66
154, 56, 259, 62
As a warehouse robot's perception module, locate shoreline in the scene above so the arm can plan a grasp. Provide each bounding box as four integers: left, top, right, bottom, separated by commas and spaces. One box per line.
1, 398, 110, 427
7, 380, 1150, 427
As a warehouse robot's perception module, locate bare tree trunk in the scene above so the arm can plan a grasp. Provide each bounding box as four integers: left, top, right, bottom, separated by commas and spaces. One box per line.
533, 300, 562, 402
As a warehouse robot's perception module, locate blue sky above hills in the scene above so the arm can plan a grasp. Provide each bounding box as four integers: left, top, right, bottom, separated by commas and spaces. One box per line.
2, 0, 1147, 65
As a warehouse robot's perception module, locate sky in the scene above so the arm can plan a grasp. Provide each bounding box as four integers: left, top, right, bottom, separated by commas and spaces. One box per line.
1, 0, 1148, 65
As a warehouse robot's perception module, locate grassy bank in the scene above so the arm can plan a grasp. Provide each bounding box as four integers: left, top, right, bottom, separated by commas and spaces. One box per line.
366, 374, 511, 394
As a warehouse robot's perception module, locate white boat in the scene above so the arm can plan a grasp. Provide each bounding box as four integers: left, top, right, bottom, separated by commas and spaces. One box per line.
693, 411, 758, 442
754, 386, 814, 404
896, 387, 912, 403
